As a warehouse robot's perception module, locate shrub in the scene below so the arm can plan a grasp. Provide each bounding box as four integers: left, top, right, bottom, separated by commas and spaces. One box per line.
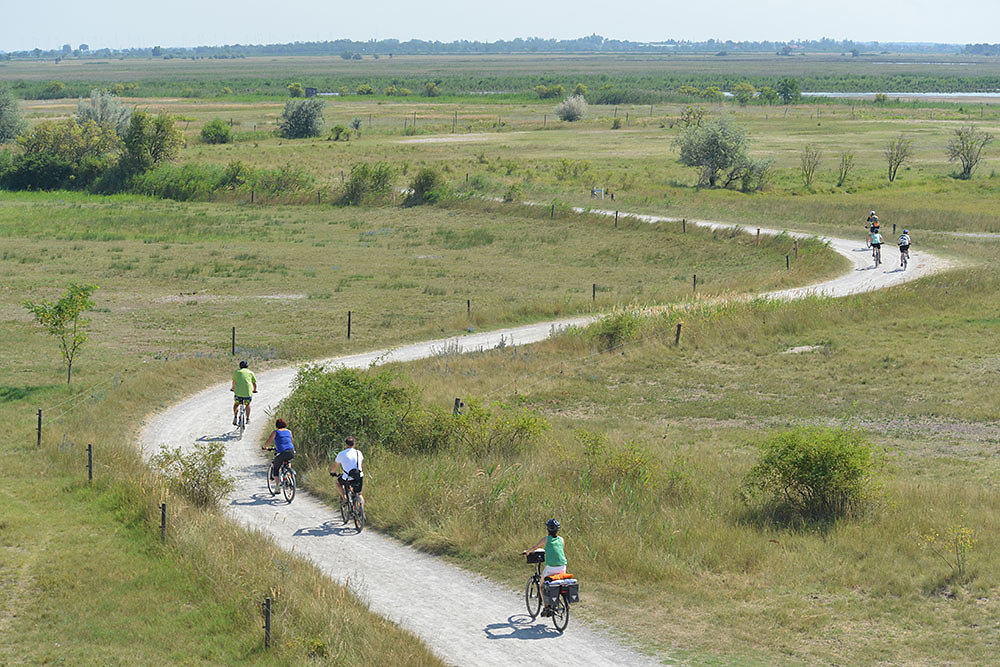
742, 427, 881, 520
118, 111, 183, 177
287, 82, 305, 97
200, 118, 232, 144
330, 125, 346, 141
578, 430, 657, 490
355, 84, 374, 95
588, 310, 641, 351
0, 86, 26, 143
76, 89, 132, 135
0, 151, 74, 190
338, 162, 394, 205
453, 399, 548, 459
278, 98, 325, 139
676, 116, 749, 187
572, 82, 588, 97
611, 117, 622, 130
405, 166, 446, 205
554, 95, 587, 122
5, 118, 119, 189
423, 81, 441, 97
150, 442, 235, 508
533, 84, 564, 99
43, 80, 67, 99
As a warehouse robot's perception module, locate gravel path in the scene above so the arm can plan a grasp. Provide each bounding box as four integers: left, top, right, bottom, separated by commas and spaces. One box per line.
140, 214, 950, 666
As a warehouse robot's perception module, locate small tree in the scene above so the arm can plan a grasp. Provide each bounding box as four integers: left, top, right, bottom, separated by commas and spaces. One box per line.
0, 86, 27, 143
278, 98, 325, 139
758, 86, 779, 105
884, 134, 913, 182
287, 82, 305, 97
43, 80, 67, 99
572, 82, 588, 97
554, 95, 587, 122
200, 118, 232, 144
676, 116, 748, 187
405, 166, 445, 205
679, 105, 707, 127
701, 86, 724, 103
23, 283, 98, 384
836, 151, 855, 187
946, 125, 993, 179
423, 81, 441, 97
120, 111, 183, 176
355, 84, 374, 95
350, 117, 362, 133
800, 145, 822, 187
76, 89, 133, 135
732, 82, 756, 106
777, 77, 801, 104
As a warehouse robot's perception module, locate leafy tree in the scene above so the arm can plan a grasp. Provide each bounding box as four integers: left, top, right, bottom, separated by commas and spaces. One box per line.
6, 118, 120, 188
758, 86, 779, 105
777, 77, 801, 104
572, 82, 588, 97
287, 82, 305, 97
946, 125, 993, 179
76, 89, 133, 135
554, 95, 587, 122
152, 46, 162, 56
23, 283, 98, 384
355, 84, 374, 95
120, 111, 184, 176
423, 81, 442, 97
43, 80, 67, 99
884, 133, 913, 182
701, 86, 724, 103
278, 98, 325, 139
200, 118, 232, 144
384, 85, 399, 96
676, 116, 748, 187
0, 85, 26, 143
732, 82, 756, 106
679, 105, 707, 127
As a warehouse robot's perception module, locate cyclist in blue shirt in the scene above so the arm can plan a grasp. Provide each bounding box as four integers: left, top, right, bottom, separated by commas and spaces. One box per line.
262, 418, 295, 490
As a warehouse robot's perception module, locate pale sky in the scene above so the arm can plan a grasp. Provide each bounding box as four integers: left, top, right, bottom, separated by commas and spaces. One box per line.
2, 0, 999, 52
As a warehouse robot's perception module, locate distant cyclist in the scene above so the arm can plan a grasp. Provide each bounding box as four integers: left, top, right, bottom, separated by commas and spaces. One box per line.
870, 229, 884, 264
330, 436, 364, 506
897, 229, 911, 266
230, 360, 258, 426
262, 418, 295, 489
866, 210, 880, 246
522, 518, 568, 616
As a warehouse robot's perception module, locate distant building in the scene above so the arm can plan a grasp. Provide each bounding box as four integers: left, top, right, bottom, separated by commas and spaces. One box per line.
305, 87, 318, 97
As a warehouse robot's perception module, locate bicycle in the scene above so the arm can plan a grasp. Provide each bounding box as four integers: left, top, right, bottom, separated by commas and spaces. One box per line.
335, 472, 365, 532
899, 246, 909, 270
872, 245, 881, 268
523, 550, 576, 632
235, 402, 247, 435
265, 447, 296, 503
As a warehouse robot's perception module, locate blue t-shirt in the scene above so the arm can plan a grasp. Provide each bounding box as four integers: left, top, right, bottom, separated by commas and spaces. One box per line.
273, 429, 294, 453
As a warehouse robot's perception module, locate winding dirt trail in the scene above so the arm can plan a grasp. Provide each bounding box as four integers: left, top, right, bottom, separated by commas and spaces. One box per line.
140, 215, 950, 666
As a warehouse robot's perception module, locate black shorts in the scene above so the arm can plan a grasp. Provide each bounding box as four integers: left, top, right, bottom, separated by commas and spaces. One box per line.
871, 243, 881, 249
899, 244, 910, 253
337, 475, 363, 493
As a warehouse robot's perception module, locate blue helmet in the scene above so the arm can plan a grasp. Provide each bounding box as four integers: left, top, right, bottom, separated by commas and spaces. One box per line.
902, 229, 909, 234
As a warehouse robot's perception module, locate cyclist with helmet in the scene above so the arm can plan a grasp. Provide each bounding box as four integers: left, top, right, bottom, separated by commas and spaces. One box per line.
330, 436, 364, 506
870, 228, 884, 265
897, 229, 911, 266
262, 418, 295, 491
866, 211, 880, 246
230, 360, 258, 426
522, 518, 568, 616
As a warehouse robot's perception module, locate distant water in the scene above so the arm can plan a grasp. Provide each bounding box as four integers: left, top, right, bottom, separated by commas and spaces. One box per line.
803, 91, 1000, 99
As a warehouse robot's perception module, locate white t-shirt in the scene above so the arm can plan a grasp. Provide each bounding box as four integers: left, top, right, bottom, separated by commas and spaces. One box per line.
335, 447, 364, 480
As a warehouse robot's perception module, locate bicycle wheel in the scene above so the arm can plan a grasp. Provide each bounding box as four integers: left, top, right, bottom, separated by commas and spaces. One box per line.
551, 591, 570, 632
352, 495, 365, 532
238, 406, 245, 435
281, 468, 296, 503
266, 465, 276, 495
340, 496, 349, 523
525, 577, 541, 618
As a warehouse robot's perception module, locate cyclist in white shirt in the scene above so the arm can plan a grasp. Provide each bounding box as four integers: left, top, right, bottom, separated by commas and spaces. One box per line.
330, 436, 364, 505
897, 229, 911, 267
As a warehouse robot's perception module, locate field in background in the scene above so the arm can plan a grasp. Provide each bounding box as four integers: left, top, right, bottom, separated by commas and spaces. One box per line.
2, 52, 1000, 664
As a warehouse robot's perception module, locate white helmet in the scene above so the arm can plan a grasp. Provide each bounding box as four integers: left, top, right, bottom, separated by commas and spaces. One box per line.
870, 210, 876, 216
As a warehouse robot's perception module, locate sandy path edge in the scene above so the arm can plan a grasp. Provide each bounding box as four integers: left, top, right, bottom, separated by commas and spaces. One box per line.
140, 215, 950, 667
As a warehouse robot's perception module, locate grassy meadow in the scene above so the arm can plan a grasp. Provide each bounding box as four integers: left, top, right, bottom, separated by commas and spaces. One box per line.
2, 53, 1000, 664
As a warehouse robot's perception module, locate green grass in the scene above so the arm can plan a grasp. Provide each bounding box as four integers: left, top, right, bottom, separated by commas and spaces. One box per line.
304, 260, 1000, 665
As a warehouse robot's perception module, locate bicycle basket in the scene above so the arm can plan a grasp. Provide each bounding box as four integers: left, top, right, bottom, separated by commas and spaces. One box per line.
526, 550, 545, 564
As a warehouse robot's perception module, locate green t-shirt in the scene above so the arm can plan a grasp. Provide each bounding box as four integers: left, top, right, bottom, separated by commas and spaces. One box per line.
545, 535, 566, 567
232, 368, 256, 398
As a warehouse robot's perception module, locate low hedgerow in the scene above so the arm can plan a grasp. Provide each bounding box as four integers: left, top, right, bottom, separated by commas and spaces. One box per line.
276, 366, 549, 465
741, 426, 883, 522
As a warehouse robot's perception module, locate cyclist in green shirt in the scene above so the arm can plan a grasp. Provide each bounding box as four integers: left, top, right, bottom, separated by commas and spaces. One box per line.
230, 360, 258, 426
522, 518, 567, 616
